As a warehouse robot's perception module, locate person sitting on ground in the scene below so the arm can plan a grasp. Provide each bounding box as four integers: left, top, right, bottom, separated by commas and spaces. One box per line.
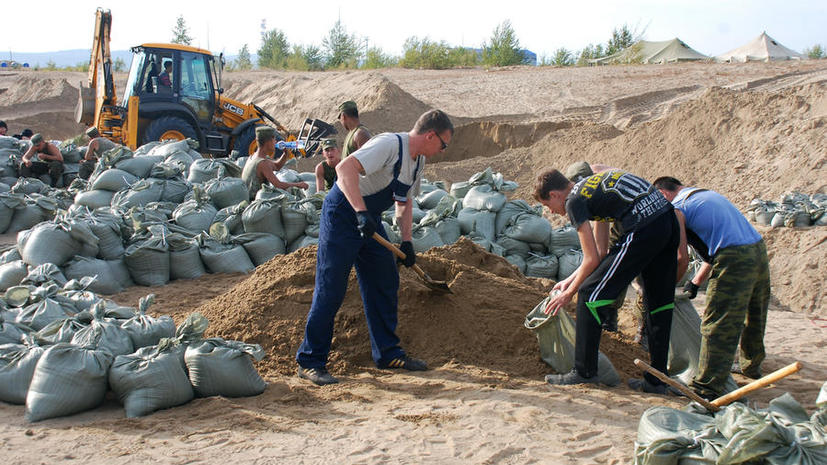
314, 138, 341, 192
241, 126, 308, 200
79, 129, 117, 180
536, 168, 681, 395
654, 176, 770, 400
158, 61, 172, 88
0, 121, 7, 136
338, 100, 371, 158
20, 133, 64, 187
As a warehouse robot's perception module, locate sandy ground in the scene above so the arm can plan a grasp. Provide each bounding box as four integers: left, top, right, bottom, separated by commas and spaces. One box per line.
0, 61, 826, 464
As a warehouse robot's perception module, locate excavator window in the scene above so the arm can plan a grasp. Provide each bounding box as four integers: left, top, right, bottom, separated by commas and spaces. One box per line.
179, 51, 213, 122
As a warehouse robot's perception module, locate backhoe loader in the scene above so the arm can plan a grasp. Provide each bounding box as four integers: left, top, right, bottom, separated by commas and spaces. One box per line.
76, 8, 334, 157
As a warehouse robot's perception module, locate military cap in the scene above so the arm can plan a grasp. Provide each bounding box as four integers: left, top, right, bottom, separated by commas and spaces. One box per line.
321, 138, 337, 150
564, 161, 594, 182
30, 133, 44, 145
255, 126, 276, 140
337, 100, 358, 114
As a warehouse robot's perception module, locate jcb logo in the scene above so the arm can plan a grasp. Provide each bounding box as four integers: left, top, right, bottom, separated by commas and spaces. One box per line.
223, 103, 245, 116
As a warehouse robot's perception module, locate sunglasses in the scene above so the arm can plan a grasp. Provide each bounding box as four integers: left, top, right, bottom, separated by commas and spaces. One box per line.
433, 131, 448, 151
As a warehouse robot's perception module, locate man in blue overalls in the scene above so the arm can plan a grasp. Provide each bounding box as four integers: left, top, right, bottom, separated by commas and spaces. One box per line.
296, 109, 454, 385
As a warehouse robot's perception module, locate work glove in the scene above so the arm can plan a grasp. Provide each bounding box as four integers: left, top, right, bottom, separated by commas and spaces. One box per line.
398, 241, 416, 268
356, 211, 377, 239
683, 280, 699, 300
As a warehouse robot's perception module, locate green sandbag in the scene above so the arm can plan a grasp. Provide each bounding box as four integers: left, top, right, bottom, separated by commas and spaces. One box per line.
185, 338, 266, 398
0, 339, 45, 404
120, 295, 175, 350
71, 303, 134, 357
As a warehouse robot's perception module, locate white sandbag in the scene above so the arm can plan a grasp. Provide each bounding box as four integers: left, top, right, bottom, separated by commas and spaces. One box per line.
109, 340, 194, 418
115, 155, 165, 178
411, 227, 444, 253
233, 233, 285, 266
90, 169, 139, 192
557, 249, 583, 281
148, 139, 193, 157
463, 185, 507, 212
0, 340, 46, 404
242, 198, 284, 238
120, 295, 175, 349
187, 158, 241, 183
275, 168, 301, 183
24, 343, 114, 422
205, 177, 249, 209
73, 189, 115, 209
548, 225, 581, 257
504, 213, 553, 244
185, 338, 266, 398
124, 227, 170, 287
457, 207, 496, 242
525, 254, 559, 279
0, 260, 29, 291
0, 246, 21, 264
167, 234, 205, 280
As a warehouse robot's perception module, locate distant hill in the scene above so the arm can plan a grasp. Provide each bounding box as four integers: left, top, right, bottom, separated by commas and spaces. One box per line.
4, 49, 257, 69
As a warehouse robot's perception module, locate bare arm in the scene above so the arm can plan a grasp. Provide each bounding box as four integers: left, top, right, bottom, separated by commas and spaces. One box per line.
335, 155, 368, 212
84, 140, 98, 161
353, 128, 371, 150
593, 221, 610, 258
257, 160, 307, 190
395, 200, 413, 242
691, 261, 712, 286
674, 210, 690, 283
315, 162, 325, 192
21, 145, 35, 165
547, 221, 602, 314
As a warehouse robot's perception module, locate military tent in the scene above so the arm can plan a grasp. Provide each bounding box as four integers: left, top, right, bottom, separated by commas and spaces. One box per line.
592, 38, 709, 65
716, 32, 806, 62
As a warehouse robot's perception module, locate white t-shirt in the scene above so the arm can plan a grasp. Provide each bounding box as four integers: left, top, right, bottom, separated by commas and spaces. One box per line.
351, 132, 424, 199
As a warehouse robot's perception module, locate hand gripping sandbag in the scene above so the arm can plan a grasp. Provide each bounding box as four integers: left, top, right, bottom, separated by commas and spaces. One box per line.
120, 295, 175, 350
24, 343, 114, 422
109, 338, 194, 418
524, 297, 620, 386
0, 337, 46, 404
185, 338, 266, 398
71, 302, 134, 357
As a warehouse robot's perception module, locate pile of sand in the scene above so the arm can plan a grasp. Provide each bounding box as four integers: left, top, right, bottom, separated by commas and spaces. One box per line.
188, 237, 649, 380
0, 74, 85, 138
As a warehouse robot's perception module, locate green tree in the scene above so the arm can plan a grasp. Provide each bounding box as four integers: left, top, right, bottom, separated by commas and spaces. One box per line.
804, 44, 824, 59
551, 48, 574, 66
576, 43, 605, 65
400, 36, 452, 69
171, 15, 193, 45
362, 46, 397, 69
286, 45, 324, 71
448, 47, 479, 67
606, 24, 635, 55
258, 28, 290, 69
235, 44, 253, 70
482, 20, 523, 67
322, 20, 360, 68
46, 60, 57, 71
113, 57, 126, 72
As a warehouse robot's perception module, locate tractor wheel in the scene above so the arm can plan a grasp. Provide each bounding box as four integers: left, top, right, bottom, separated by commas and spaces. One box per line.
142, 116, 198, 145
233, 125, 285, 157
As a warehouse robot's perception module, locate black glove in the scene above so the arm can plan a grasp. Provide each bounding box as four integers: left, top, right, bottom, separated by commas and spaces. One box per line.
356, 211, 376, 239
398, 241, 416, 268
683, 281, 699, 300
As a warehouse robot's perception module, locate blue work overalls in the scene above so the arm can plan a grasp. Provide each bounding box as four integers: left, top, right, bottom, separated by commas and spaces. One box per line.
296, 135, 420, 369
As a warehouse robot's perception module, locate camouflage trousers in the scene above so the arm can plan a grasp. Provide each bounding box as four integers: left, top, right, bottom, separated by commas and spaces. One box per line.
691, 240, 770, 399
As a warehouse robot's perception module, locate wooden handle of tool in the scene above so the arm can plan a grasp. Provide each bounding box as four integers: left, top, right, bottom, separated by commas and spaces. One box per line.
634, 359, 719, 412
710, 361, 802, 407
371, 232, 428, 280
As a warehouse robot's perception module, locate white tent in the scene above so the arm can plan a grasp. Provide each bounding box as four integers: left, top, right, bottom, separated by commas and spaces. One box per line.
716, 32, 806, 62
592, 38, 708, 65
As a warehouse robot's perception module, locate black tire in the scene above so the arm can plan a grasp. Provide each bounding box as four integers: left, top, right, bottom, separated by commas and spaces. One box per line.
142, 116, 198, 145
233, 125, 285, 157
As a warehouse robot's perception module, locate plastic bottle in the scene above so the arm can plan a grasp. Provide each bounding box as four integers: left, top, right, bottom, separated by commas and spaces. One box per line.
275, 140, 305, 151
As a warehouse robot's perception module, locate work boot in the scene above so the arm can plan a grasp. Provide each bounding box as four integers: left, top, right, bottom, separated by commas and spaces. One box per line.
297, 366, 339, 386
601, 311, 618, 332
731, 360, 762, 380
545, 369, 600, 386
628, 378, 683, 397
382, 356, 428, 371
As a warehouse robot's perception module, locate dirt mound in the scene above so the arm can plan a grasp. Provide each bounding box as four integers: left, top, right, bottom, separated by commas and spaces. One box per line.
761, 226, 827, 316
192, 237, 649, 380
433, 121, 569, 164
0, 74, 85, 139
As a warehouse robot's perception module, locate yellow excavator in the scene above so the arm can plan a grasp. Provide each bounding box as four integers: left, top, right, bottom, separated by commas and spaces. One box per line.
76, 8, 334, 157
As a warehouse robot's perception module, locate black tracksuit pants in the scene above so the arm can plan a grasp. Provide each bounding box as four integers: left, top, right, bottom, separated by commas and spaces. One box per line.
575, 210, 679, 386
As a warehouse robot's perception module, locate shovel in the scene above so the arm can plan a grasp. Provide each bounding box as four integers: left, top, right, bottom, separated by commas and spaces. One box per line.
372, 233, 452, 293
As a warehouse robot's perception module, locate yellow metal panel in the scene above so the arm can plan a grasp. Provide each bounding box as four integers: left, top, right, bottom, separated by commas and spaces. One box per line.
139, 43, 213, 56
126, 96, 140, 149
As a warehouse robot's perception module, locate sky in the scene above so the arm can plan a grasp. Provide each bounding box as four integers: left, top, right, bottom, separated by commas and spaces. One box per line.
1, 0, 825, 59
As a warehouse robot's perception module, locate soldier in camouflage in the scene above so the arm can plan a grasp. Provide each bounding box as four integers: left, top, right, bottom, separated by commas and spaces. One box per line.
654, 176, 771, 400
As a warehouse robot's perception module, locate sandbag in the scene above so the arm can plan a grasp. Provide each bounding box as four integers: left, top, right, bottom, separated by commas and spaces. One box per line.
411, 226, 444, 253
463, 185, 507, 212
187, 158, 241, 184
0, 246, 22, 264
24, 343, 114, 422
185, 338, 266, 398
6, 195, 58, 234
433, 217, 461, 245
0, 193, 26, 233
457, 208, 496, 242
197, 236, 255, 274
90, 168, 139, 192
417, 189, 449, 210
73, 189, 115, 209
167, 234, 205, 280
281, 202, 310, 244
0, 316, 30, 344
505, 255, 527, 274
120, 295, 175, 349
114, 154, 165, 178
504, 212, 553, 244
205, 177, 248, 209
496, 235, 531, 258
11, 178, 49, 195
525, 254, 559, 279
495, 200, 538, 235
449, 181, 472, 199
0, 339, 46, 404
71, 303, 134, 356
35, 312, 92, 344
212, 201, 248, 235
557, 249, 583, 281
109, 340, 194, 418
62, 256, 133, 295
233, 233, 285, 266
172, 186, 217, 234
159, 178, 190, 204
524, 297, 620, 386
111, 178, 165, 209
148, 139, 193, 157
242, 198, 284, 238
22, 263, 68, 287
287, 235, 318, 253
16, 297, 75, 331
548, 225, 581, 257
0, 260, 29, 291
87, 213, 126, 260
124, 226, 170, 287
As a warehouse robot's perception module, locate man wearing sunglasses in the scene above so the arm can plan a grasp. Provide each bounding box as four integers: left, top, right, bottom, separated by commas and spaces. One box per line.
296, 109, 453, 386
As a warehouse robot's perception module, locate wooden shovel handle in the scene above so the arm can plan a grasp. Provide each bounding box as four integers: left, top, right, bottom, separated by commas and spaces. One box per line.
634, 359, 719, 412
710, 361, 802, 408
371, 233, 428, 280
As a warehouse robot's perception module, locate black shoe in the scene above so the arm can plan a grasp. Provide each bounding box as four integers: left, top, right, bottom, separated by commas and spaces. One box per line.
731, 361, 762, 380
545, 369, 600, 386
383, 356, 428, 371
297, 366, 339, 385
628, 378, 684, 396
